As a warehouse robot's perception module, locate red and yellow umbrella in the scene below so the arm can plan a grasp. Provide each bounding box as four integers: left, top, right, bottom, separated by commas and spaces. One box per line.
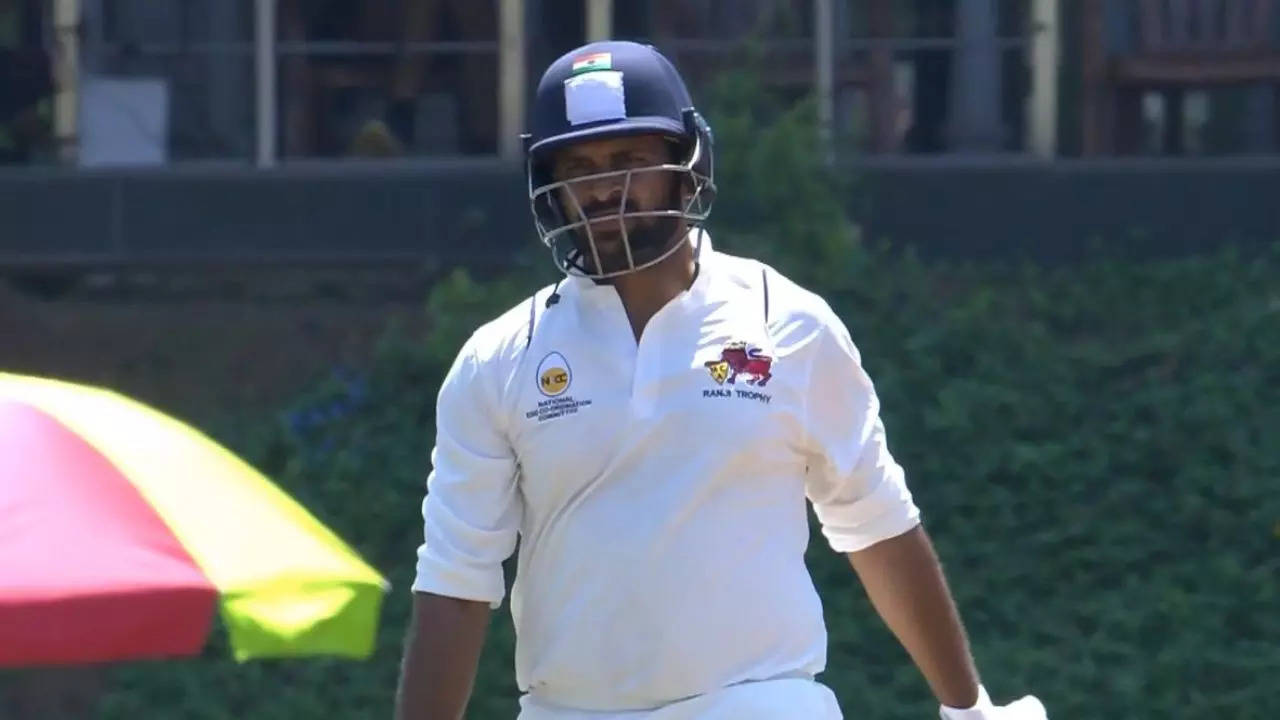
0, 371, 388, 667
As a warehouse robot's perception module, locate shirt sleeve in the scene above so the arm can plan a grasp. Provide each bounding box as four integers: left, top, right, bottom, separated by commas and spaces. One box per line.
411, 337, 522, 608
802, 317, 921, 553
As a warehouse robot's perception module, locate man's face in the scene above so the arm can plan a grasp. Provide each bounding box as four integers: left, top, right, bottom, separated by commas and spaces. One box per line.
549, 133, 682, 272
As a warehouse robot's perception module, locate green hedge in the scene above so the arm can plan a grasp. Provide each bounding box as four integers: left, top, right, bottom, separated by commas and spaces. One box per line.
84, 68, 1280, 719
82, 240, 1279, 720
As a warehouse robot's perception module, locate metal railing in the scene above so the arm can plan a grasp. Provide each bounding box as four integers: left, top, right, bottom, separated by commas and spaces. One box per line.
39, 0, 1059, 167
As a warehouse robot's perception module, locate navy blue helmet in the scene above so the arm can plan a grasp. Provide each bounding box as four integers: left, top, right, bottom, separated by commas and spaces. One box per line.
522, 41, 716, 279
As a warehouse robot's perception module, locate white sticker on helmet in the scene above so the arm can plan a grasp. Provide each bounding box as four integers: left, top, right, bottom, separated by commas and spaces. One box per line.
564, 71, 626, 126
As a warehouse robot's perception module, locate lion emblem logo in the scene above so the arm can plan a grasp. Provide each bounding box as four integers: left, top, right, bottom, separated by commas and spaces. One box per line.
704, 342, 773, 387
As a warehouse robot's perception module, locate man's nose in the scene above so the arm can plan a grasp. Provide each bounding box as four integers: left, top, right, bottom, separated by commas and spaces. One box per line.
580, 173, 625, 208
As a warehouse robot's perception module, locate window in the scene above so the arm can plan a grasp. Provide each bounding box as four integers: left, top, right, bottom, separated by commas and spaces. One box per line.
277, 0, 500, 158
608, 1, 1033, 155
76, 0, 257, 164
0, 0, 54, 165
72, 0, 504, 164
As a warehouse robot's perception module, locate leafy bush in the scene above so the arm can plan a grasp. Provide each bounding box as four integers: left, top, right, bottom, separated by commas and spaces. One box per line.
699, 63, 866, 293
808, 245, 1280, 719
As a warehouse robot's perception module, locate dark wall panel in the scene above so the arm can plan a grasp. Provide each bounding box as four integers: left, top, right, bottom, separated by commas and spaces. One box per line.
2, 160, 1276, 270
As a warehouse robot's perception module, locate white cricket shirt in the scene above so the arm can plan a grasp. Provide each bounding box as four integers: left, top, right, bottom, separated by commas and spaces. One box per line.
412, 232, 921, 715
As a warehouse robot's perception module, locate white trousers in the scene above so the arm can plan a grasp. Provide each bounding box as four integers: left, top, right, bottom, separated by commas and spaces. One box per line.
516, 677, 844, 720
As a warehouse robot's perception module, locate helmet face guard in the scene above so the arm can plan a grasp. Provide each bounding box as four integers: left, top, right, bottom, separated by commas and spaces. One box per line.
527, 109, 717, 280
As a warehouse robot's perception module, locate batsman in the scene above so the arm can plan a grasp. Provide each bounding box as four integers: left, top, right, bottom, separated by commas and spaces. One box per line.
396, 41, 1049, 720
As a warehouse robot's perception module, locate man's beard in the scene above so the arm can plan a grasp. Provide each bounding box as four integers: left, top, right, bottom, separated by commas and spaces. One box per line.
570, 184, 686, 275
571, 215, 682, 275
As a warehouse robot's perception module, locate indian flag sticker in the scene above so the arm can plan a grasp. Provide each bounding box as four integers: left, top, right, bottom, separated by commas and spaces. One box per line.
572, 52, 612, 74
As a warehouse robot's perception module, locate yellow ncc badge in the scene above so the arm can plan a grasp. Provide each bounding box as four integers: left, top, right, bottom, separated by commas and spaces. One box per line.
538, 352, 571, 397
527, 351, 591, 422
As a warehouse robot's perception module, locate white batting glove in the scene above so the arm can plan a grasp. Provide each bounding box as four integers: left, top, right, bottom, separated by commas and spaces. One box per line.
938, 685, 1048, 720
